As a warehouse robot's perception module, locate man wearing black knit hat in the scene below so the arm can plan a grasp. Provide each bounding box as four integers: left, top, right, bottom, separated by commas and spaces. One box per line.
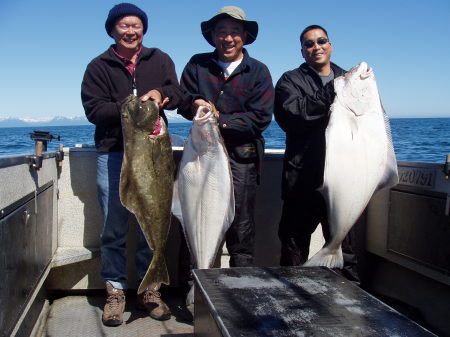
81, 3, 182, 326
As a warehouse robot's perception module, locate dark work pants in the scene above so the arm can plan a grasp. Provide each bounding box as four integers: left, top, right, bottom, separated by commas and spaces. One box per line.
226, 157, 258, 267
278, 190, 360, 282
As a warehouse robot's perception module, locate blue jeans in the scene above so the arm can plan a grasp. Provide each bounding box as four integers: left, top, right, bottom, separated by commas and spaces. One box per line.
96, 152, 152, 289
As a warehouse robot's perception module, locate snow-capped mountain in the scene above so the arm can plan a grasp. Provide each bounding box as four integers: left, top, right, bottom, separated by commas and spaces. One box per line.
0, 116, 90, 127
0, 112, 188, 128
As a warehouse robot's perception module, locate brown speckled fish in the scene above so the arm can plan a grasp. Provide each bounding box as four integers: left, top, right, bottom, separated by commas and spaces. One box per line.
119, 95, 175, 294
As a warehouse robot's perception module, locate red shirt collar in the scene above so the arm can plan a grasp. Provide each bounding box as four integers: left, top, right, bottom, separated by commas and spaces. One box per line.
111, 45, 142, 75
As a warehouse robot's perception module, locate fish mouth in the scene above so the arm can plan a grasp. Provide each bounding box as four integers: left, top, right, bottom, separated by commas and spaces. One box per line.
198, 106, 211, 116
360, 72, 371, 80
357, 62, 372, 79
194, 106, 214, 125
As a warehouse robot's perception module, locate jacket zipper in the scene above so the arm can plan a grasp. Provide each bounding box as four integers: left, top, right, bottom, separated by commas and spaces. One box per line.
132, 74, 137, 96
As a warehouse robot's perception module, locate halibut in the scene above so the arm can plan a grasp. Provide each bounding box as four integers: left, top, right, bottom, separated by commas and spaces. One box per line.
172, 106, 235, 303
304, 62, 398, 268
119, 95, 174, 294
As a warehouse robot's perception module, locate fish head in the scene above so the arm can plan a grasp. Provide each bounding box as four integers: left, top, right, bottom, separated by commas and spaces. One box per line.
191, 106, 221, 153
194, 106, 217, 143
349, 61, 369, 75
194, 106, 215, 125
344, 62, 375, 85
339, 62, 380, 117
123, 96, 159, 132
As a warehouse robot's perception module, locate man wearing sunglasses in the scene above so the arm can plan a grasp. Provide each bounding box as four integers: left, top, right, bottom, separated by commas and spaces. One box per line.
274, 25, 359, 282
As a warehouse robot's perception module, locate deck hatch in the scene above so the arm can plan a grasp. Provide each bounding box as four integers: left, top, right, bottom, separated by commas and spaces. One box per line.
0, 183, 54, 337
387, 190, 450, 275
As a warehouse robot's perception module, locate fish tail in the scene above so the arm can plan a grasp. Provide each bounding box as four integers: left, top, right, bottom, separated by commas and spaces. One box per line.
137, 253, 170, 294
303, 246, 344, 269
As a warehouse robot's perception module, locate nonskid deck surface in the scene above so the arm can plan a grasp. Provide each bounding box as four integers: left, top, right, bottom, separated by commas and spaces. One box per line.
193, 267, 437, 337
42, 290, 194, 337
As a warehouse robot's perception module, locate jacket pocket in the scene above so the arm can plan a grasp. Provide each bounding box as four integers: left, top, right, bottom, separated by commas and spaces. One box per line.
229, 142, 257, 162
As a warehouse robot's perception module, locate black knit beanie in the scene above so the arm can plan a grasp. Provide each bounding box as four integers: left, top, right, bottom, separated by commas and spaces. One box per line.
105, 3, 148, 37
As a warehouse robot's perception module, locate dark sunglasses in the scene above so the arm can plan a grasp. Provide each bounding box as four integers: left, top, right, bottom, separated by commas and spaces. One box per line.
302, 37, 329, 48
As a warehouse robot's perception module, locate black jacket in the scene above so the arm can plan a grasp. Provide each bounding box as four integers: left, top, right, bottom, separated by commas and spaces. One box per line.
81, 46, 182, 152
178, 49, 274, 169
274, 62, 345, 199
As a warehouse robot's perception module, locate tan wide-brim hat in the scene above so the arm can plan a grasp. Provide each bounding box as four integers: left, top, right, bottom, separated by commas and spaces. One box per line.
201, 6, 258, 46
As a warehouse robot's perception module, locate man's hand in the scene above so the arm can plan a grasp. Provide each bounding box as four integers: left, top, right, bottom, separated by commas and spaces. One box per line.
193, 98, 211, 111
140, 89, 169, 109
193, 99, 219, 119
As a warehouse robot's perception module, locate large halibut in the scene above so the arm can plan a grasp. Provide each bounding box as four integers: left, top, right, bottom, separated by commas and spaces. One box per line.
172, 106, 235, 303
120, 95, 175, 294
304, 62, 398, 268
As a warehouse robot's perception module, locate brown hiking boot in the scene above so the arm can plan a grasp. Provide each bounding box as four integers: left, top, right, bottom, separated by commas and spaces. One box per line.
102, 282, 126, 326
137, 289, 171, 321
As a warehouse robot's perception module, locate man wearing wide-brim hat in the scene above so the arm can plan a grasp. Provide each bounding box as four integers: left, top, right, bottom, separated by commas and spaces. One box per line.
200, 6, 259, 47
178, 6, 274, 283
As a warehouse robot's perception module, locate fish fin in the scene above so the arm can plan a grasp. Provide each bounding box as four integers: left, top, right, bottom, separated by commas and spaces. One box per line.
378, 153, 399, 190
303, 246, 343, 269
224, 186, 235, 232
137, 254, 170, 294
186, 285, 195, 306
171, 179, 184, 224
378, 110, 399, 190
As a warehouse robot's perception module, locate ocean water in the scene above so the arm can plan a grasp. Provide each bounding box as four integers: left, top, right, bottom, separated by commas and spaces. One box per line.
0, 118, 449, 163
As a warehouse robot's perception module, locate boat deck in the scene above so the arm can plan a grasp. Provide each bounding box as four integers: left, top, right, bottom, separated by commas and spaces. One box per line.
193, 267, 437, 337
39, 289, 193, 337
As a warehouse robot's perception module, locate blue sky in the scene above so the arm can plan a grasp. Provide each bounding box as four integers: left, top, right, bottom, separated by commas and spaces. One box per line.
1, 0, 449, 119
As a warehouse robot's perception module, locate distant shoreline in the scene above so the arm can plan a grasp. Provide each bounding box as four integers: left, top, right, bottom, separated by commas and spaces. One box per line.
0, 121, 192, 129
1, 119, 448, 163
0, 117, 448, 129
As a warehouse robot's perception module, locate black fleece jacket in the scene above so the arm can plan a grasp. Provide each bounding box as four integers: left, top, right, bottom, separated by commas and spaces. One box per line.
274, 62, 345, 199
81, 45, 182, 152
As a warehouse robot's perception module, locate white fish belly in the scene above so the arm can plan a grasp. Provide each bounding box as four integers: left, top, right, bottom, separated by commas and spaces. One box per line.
323, 103, 389, 231
175, 109, 235, 270
306, 62, 398, 268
